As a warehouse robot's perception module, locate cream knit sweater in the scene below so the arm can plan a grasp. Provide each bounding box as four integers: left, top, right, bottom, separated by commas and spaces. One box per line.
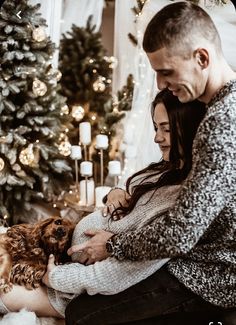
47, 175, 180, 316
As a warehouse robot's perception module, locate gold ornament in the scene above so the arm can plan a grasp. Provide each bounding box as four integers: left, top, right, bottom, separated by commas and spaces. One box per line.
32, 79, 47, 96
58, 141, 71, 156
61, 104, 69, 115
55, 69, 62, 81
48, 67, 62, 81
19, 144, 35, 166
32, 26, 47, 42
93, 76, 106, 92
71, 105, 85, 121
0, 157, 5, 171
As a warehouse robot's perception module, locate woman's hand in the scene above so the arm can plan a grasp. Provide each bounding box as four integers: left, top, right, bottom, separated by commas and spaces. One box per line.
102, 188, 131, 218
42, 254, 56, 288
67, 229, 114, 265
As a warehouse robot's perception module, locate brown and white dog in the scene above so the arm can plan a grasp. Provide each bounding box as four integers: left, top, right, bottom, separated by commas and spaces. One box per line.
0, 216, 75, 293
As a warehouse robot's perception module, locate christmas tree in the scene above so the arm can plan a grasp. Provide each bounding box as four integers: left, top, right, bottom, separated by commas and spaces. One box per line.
0, 0, 73, 225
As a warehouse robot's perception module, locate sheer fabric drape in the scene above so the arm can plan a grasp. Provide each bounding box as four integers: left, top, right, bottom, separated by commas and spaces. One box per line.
60, 0, 104, 35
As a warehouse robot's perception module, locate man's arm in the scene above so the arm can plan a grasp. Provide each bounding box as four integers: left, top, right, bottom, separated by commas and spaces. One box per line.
109, 107, 236, 261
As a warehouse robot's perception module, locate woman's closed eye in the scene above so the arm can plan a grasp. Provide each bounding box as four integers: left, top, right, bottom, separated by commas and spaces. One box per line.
162, 127, 170, 133
153, 124, 170, 133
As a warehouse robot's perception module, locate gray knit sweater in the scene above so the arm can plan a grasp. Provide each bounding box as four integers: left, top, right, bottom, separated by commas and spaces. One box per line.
47, 177, 180, 316
108, 80, 236, 308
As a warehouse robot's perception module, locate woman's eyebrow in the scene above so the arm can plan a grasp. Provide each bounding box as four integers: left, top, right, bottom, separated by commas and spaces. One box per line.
159, 122, 169, 126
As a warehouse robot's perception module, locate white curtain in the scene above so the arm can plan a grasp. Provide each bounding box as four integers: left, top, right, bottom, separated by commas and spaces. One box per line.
200, 0, 236, 71
118, 1, 169, 185
112, 0, 137, 93
119, 0, 236, 185
60, 0, 104, 35
29, 0, 63, 66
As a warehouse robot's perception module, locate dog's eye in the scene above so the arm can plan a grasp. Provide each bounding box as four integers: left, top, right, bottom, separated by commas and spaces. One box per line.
54, 219, 62, 225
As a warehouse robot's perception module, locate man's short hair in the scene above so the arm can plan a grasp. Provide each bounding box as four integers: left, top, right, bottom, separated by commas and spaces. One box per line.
143, 1, 222, 56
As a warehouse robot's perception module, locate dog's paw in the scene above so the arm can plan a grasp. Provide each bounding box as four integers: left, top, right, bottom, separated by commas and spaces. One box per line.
0, 278, 13, 293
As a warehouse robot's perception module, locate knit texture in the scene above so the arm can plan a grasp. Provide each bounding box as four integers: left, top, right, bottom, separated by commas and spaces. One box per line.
47, 177, 180, 316
109, 80, 236, 308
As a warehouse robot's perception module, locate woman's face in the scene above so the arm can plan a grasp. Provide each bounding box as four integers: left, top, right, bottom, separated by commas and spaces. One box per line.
153, 103, 171, 161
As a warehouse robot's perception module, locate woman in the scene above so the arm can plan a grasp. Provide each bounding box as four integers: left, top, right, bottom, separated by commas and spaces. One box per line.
0, 89, 206, 318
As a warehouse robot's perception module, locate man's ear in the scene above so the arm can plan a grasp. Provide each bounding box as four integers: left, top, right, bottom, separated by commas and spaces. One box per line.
194, 48, 209, 69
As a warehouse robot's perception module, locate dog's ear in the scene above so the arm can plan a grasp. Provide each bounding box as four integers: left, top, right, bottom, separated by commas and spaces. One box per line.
31, 217, 56, 244
7, 224, 31, 240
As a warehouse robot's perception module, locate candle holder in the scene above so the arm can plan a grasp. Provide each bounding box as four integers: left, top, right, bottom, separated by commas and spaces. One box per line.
83, 144, 88, 161
114, 175, 119, 187
84, 176, 88, 206
74, 159, 79, 199
70, 145, 82, 200
100, 149, 104, 186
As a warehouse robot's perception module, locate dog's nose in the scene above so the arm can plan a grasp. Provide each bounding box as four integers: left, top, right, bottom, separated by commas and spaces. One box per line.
55, 227, 66, 238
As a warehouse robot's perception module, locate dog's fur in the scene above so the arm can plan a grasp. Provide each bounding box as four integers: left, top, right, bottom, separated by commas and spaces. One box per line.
0, 216, 74, 293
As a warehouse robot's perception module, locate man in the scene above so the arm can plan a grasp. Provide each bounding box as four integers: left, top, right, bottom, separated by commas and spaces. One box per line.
64, 2, 236, 324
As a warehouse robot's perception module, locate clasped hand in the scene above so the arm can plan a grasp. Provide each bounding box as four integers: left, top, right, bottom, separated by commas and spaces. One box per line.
67, 229, 114, 265
102, 188, 131, 218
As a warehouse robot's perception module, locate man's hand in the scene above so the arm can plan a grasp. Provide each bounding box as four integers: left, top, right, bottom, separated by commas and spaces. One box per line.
67, 229, 114, 265
102, 188, 130, 218
42, 254, 56, 287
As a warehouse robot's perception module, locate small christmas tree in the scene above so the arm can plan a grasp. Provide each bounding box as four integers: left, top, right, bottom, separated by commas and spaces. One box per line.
0, 0, 73, 224
59, 16, 113, 117
59, 17, 134, 183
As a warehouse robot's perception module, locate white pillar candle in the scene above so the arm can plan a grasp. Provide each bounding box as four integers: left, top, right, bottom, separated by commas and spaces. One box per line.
70, 145, 82, 160
80, 161, 93, 176
79, 122, 91, 145
95, 186, 111, 207
79, 179, 95, 206
108, 160, 121, 176
96, 134, 109, 150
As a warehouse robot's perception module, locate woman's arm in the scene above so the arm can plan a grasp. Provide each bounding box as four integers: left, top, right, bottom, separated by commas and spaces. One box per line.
44, 254, 168, 296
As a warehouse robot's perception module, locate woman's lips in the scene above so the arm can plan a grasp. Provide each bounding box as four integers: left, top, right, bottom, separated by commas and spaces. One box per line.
160, 146, 170, 151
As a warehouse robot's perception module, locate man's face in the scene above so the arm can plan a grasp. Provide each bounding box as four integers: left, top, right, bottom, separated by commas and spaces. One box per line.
147, 47, 206, 103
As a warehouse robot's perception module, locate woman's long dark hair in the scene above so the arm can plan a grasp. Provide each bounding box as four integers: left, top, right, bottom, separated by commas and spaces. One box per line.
112, 89, 206, 219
